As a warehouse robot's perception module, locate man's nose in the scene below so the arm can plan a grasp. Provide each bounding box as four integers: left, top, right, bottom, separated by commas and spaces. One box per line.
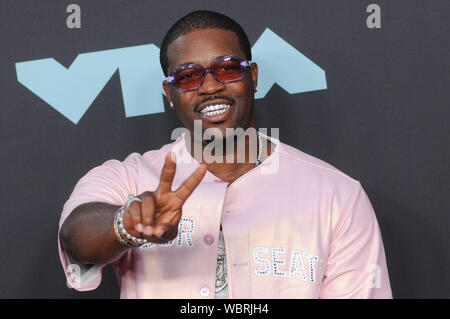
197, 71, 225, 94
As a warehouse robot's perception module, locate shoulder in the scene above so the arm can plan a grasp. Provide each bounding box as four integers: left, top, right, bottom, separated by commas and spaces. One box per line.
97, 139, 178, 173
276, 141, 371, 228
276, 141, 362, 194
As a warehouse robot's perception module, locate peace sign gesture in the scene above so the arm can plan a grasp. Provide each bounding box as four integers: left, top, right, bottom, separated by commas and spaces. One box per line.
122, 152, 207, 244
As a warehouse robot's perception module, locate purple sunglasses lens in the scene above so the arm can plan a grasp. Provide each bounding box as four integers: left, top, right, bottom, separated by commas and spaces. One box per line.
169, 56, 250, 92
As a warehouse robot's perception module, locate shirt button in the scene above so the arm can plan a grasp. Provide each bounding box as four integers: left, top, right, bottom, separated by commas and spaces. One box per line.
214, 179, 225, 183
203, 234, 214, 246
200, 287, 210, 297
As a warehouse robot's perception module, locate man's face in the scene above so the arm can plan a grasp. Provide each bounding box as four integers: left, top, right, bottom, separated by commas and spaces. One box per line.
163, 28, 258, 141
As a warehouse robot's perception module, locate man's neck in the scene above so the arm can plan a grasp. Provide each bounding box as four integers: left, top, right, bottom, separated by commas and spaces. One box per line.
184, 132, 274, 184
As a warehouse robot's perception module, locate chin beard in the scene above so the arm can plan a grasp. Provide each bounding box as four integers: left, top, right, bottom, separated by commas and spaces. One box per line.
202, 133, 237, 147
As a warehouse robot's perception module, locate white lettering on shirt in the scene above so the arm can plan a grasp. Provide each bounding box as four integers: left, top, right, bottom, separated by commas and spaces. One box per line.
140, 217, 195, 249
253, 246, 323, 284
272, 247, 287, 277
289, 250, 307, 281
177, 217, 195, 247
303, 252, 319, 283
253, 246, 271, 276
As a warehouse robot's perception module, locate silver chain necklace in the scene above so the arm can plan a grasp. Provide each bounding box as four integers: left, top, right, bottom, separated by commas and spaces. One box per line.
255, 132, 263, 167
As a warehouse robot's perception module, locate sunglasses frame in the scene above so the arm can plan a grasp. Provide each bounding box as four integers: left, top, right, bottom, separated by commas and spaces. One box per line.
167, 55, 252, 93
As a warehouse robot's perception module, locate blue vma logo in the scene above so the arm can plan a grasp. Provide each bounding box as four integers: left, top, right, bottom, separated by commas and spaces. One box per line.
15, 28, 327, 125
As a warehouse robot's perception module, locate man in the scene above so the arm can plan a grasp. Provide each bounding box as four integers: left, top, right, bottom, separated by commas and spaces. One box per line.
58, 10, 392, 298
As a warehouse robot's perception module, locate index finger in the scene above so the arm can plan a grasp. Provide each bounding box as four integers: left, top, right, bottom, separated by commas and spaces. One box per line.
157, 152, 177, 195
174, 164, 207, 202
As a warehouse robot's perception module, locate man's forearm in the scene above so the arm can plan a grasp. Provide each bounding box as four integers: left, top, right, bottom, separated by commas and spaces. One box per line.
59, 202, 129, 265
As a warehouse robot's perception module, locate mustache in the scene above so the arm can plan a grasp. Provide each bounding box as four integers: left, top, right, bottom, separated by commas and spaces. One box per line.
194, 95, 235, 111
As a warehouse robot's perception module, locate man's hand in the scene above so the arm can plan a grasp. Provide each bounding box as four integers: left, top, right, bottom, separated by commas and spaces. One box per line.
122, 152, 207, 244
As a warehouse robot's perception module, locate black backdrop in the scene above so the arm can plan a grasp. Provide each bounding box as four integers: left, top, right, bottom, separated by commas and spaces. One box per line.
0, 0, 448, 298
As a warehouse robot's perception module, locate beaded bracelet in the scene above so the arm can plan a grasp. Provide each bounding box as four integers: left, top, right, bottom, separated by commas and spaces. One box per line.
113, 208, 133, 247
113, 194, 151, 247
116, 207, 149, 246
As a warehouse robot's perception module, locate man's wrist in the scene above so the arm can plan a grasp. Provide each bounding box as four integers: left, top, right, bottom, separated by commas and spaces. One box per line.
114, 204, 148, 248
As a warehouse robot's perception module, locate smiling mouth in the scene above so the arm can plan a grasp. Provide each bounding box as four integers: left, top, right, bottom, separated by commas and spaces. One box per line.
199, 103, 232, 117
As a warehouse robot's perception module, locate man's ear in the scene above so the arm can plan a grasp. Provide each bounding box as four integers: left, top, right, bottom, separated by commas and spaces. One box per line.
163, 80, 171, 103
250, 62, 258, 90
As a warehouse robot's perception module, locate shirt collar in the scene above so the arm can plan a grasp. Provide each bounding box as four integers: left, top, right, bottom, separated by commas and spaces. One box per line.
169, 130, 281, 185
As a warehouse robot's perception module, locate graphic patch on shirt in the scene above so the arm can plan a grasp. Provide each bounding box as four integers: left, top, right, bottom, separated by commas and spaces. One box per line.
140, 217, 195, 249
253, 246, 325, 286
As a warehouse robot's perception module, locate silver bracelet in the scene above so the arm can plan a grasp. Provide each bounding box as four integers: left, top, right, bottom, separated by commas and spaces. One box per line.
117, 208, 148, 246
113, 208, 133, 247
125, 194, 142, 210
114, 194, 149, 247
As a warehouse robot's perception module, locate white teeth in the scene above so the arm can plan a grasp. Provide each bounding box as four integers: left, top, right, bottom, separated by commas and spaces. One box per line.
200, 104, 231, 116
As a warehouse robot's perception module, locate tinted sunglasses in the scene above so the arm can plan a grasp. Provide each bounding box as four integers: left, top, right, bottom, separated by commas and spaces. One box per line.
167, 55, 252, 93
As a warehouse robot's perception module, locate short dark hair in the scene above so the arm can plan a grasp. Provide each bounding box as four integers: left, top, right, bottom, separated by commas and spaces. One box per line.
160, 10, 252, 76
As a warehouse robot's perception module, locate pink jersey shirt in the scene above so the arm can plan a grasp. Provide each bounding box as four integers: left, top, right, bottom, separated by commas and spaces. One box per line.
58, 133, 392, 298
